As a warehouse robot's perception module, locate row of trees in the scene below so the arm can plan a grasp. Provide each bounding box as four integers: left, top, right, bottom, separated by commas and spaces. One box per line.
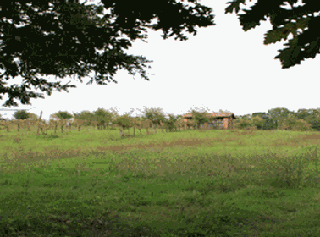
236, 107, 320, 131
1, 107, 224, 136
2, 106, 320, 135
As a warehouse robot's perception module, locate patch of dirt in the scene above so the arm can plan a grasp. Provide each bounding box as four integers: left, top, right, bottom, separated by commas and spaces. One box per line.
269, 132, 320, 147
95, 139, 209, 152
300, 133, 320, 141
0, 136, 239, 166
230, 130, 257, 136
95, 136, 239, 153
296, 133, 320, 147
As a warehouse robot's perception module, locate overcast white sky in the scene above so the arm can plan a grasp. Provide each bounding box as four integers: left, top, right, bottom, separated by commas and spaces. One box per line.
1, 0, 319, 122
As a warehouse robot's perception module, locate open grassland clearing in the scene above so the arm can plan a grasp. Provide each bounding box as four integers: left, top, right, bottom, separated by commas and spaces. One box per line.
1, 128, 320, 236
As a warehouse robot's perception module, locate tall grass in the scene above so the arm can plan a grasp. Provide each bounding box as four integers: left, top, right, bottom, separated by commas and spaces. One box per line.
1, 128, 320, 236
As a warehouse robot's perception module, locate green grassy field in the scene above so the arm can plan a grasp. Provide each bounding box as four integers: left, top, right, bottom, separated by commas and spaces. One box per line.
1, 127, 320, 236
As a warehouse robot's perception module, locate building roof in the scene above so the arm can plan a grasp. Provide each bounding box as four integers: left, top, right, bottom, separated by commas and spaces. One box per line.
183, 113, 235, 119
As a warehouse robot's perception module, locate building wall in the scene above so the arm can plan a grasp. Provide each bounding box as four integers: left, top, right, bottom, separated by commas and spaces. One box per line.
183, 113, 234, 130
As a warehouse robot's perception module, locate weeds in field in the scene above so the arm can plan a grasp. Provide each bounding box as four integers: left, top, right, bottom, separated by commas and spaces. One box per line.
1, 128, 320, 236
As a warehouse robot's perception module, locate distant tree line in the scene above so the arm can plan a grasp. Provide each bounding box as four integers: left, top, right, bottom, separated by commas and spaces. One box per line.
235, 107, 320, 131
2, 106, 320, 132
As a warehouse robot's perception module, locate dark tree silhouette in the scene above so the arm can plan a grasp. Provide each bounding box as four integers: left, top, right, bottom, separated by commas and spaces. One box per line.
225, 0, 320, 69
0, 0, 214, 107
1, 0, 319, 108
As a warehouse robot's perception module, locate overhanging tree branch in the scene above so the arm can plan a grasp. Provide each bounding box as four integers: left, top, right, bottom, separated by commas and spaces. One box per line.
0, 0, 214, 107
225, 0, 320, 69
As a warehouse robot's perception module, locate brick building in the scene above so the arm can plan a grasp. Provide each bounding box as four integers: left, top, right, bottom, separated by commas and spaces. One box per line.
183, 112, 235, 130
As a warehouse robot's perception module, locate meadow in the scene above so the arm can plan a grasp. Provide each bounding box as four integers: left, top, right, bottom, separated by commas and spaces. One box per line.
1, 126, 320, 236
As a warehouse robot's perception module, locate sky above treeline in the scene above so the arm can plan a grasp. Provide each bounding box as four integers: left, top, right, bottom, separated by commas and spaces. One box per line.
1, 0, 319, 122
